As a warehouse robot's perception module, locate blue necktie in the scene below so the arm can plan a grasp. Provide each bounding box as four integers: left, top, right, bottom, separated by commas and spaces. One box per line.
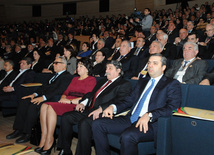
130, 79, 155, 123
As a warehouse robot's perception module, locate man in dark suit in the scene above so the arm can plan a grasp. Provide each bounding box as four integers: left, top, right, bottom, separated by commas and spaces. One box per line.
92, 53, 182, 155
108, 38, 122, 61
187, 32, 206, 59
90, 39, 109, 61
131, 37, 149, 59
57, 60, 132, 155
157, 33, 177, 60
0, 57, 36, 101
112, 40, 139, 78
131, 41, 163, 80
174, 28, 188, 58
6, 56, 72, 143
103, 30, 115, 50
24, 44, 34, 60
201, 24, 214, 59
166, 22, 179, 44
0, 60, 18, 94
44, 39, 59, 61
145, 26, 157, 46
165, 42, 208, 84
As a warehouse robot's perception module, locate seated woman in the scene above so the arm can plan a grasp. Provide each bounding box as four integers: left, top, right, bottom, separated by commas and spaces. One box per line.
64, 45, 77, 75
35, 58, 96, 154
92, 50, 107, 77
31, 49, 45, 73
76, 42, 92, 59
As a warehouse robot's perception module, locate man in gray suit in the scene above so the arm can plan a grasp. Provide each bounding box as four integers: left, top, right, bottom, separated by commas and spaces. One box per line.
165, 42, 208, 84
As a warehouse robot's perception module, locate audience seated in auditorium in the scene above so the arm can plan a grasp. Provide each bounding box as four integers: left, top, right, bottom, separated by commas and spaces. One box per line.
35, 58, 96, 154
6, 56, 72, 144
165, 42, 208, 84
92, 53, 181, 155
57, 60, 132, 155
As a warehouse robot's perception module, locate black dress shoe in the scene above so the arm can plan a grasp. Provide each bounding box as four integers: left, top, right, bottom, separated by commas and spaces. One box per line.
34, 146, 44, 153
6, 130, 22, 139
15, 134, 31, 143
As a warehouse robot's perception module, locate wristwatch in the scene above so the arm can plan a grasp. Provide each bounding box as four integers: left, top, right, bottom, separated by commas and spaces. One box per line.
148, 112, 153, 122
70, 100, 73, 104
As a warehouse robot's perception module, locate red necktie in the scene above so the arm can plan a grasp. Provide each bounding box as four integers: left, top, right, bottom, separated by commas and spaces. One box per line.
89, 80, 112, 109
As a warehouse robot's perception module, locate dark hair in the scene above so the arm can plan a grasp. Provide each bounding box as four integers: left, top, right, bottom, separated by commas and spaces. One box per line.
188, 32, 199, 39
33, 49, 44, 59
97, 49, 106, 57
64, 45, 77, 57
5, 59, 14, 67
83, 42, 90, 48
145, 8, 151, 14
149, 53, 167, 66
106, 60, 124, 76
22, 57, 32, 65
77, 58, 93, 76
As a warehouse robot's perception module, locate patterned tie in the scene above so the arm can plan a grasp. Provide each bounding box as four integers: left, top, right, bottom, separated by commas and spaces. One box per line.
89, 80, 112, 109
134, 48, 140, 55
183, 60, 189, 69
130, 79, 155, 123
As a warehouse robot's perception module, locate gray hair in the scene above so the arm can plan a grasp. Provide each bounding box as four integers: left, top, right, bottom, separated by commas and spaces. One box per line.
56, 56, 67, 66
149, 53, 167, 66
99, 38, 105, 45
123, 40, 131, 48
152, 40, 163, 49
206, 23, 214, 30
183, 42, 198, 51
106, 60, 124, 76
162, 33, 168, 40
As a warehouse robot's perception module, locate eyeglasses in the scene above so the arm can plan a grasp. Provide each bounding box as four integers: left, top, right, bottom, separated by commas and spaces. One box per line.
53, 61, 64, 65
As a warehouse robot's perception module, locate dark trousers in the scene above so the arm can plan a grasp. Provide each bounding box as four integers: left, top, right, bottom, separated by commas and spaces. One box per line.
57, 110, 96, 155
92, 116, 154, 155
13, 98, 42, 134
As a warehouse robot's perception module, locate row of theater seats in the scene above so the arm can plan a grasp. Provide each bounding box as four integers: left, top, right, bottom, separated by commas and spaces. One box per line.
56, 80, 214, 155
1, 73, 214, 154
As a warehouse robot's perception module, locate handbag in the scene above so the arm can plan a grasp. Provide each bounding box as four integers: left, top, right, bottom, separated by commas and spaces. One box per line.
30, 122, 41, 146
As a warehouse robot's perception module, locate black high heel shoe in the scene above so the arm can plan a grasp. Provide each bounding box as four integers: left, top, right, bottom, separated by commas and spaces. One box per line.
34, 146, 44, 153
40, 140, 56, 155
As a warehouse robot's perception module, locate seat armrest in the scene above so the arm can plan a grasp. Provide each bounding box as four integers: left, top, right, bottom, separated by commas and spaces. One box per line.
157, 116, 172, 155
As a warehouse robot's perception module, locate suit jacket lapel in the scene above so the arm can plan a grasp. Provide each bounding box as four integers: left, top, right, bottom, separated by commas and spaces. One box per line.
97, 77, 122, 98
148, 76, 167, 109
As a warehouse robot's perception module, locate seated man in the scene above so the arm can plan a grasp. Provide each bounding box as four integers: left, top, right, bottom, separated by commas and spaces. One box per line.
0, 57, 36, 101
57, 60, 132, 155
131, 41, 163, 80
92, 53, 182, 155
6, 56, 72, 143
0, 60, 18, 94
165, 42, 208, 84
112, 40, 139, 78
157, 33, 177, 60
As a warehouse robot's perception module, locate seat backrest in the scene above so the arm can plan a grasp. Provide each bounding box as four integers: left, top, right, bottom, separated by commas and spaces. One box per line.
185, 84, 214, 110
205, 59, 214, 73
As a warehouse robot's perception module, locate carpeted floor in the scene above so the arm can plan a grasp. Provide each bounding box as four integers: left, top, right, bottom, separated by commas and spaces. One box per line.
0, 112, 95, 155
